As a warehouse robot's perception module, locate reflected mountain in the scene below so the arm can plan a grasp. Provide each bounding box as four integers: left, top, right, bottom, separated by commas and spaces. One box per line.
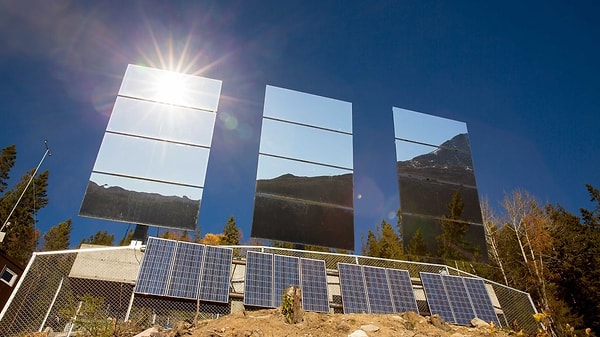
397, 133, 476, 186
79, 181, 200, 230
397, 133, 483, 223
256, 172, 353, 208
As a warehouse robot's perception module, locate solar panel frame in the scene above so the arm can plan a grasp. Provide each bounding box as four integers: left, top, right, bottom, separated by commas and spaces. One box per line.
462, 277, 501, 327
244, 251, 275, 308
363, 266, 394, 314
166, 241, 204, 299
273, 255, 300, 307
386, 268, 419, 313
135, 237, 176, 296
300, 258, 330, 313
337, 263, 369, 314
420, 272, 455, 323
442, 274, 476, 326
198, 245, 233, 303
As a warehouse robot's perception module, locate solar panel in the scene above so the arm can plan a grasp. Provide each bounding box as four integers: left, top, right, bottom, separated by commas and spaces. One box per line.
463, 277, 501, 327
198, 245, 233, 303
300, 258, 330, 313
363, 266, 394, 314
166, 241, 204, 299
273, 255, 300, 306
244, 251, 274, 308
442, 274, 475, 326
337, 263, 369, 314
420, 272, 455, 323
386, 268, 419, 313
136, 237, 176, 296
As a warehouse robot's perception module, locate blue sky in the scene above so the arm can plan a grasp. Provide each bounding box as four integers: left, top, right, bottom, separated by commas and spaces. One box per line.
0, 1, 598, 251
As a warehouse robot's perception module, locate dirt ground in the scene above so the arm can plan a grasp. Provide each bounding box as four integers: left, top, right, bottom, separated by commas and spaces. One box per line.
179, 308, 514, 337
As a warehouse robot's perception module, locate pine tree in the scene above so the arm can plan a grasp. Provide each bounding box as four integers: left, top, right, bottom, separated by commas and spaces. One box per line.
436, 191, 470, 260
42, 219, 72, 251
362, 219, 404, 259
0, 145, 16, 193
0, 168, 49, 265
118, 229, 134, 246
221, 215, 241, 245
80, 230, 114, 246
406, 227, 428, 256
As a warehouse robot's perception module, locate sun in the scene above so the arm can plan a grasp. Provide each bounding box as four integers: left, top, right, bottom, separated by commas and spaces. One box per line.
155, 71, 186, 104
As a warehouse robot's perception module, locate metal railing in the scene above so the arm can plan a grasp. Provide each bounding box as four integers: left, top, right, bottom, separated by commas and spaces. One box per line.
0, 245, 538, 336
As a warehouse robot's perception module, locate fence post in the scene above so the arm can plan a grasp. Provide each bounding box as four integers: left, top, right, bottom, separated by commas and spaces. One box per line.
39, 276, 64, 331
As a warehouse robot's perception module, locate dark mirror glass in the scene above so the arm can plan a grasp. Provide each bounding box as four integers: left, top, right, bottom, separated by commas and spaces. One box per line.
399, 177, 482, 223
118, 64, 222, 111
402, 214, 487, 262
108, 97, 216, 147
251, 196, 354, 250
80, 172, 201, 230
263, 85, 352, 132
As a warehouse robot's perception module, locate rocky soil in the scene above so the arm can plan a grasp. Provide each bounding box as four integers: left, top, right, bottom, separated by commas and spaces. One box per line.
142, 309, 514, 337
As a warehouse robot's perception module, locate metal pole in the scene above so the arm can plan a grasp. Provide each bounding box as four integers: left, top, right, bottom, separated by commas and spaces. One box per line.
0, 140, 51, 234
39, 276, 64, 332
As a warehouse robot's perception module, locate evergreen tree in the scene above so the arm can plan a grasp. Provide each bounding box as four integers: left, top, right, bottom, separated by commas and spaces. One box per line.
42, 219, 72, 251
406, 227, 428, 256
80, 230, 114, 246
118, 229, 134, 246
0, 168, 49, 265
221, 215, 241, 245
436, 191, 470, 260
362, 219, 404, 259
547, 192, 600, 335
0, 145, 16, 193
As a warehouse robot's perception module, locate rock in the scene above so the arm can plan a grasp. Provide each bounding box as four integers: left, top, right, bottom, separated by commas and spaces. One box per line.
348, 330, 369, 337
360, 324, 380, 332
430, 314, 451, 331
133, 327, 159, 337
471, 317, 490, 328
337, 322, 351, 332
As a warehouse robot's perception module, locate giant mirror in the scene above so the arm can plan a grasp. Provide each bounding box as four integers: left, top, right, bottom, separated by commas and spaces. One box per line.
393, 107, 487, 261
79, 65, 222, 230
251, 86, 354, 250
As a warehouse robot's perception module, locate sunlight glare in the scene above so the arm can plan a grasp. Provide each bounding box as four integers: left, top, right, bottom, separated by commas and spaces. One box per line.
155, 72, 185, 105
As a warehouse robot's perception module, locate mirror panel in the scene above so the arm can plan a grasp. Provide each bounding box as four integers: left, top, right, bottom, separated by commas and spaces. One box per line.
256, 158, 353, 208
402, 214, 487, 262
80, 172, 202, 230
263, 85, 352, 132
399, 176, 482, 223
251, 195, 354, 250
93, 133, 210, 187
393, 107, 467, 146
108, 97, 216, 147
119, 64, 222, 111
260, 118, 353, 169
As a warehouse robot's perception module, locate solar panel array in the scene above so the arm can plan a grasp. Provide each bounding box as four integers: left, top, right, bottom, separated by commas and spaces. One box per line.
136, 237, 232, 303
337, 263, 419, 314
244, 252, 329, 313
420, 272, 501, 326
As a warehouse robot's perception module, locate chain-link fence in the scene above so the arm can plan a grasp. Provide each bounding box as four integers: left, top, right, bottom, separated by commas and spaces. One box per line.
0, 244, 538, 336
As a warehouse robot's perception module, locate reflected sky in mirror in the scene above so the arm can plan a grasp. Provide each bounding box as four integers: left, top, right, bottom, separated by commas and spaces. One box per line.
256, 154, 352, 180
395, 139, 438, 161
263, 85, 352, 133
93, 133, 210, 187
88, 172, 203, 199
393, 107, 467, 146
119, 64, 222, 111
108, 97, 216, 147
260, 118, 353, 169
